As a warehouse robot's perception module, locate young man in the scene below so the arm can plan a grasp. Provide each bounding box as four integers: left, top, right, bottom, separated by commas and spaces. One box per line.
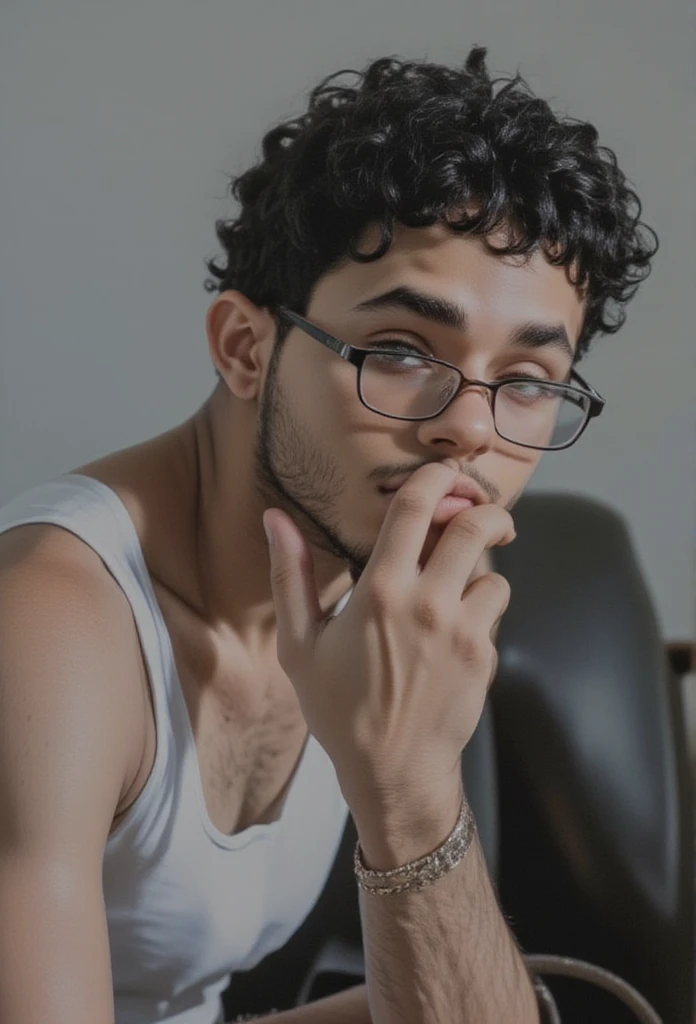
0, 47, 656, 1024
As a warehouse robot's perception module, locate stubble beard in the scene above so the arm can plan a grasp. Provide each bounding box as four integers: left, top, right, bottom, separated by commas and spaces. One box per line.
254, 345, 372, 585
253, 345, 519, 587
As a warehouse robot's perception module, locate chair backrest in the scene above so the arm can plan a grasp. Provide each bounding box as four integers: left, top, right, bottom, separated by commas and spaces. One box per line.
223, 492, 694, 1023
491, 492, 695, 1024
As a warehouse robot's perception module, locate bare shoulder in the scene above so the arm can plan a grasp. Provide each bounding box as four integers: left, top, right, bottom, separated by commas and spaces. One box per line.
0, 521, 146, 1021
0, 521, 149, 837
0, 514, 125, 575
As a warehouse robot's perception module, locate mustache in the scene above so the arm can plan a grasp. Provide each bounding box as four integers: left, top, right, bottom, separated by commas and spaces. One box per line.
369, 461, 501, 505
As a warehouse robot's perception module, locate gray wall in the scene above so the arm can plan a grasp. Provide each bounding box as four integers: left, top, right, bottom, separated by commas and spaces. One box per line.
1, 0, 694, 637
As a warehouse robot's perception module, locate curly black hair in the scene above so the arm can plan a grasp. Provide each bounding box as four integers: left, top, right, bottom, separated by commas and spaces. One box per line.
204, 46, 657, 362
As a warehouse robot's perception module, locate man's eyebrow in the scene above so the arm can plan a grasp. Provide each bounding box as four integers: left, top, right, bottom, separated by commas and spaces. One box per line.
510, 321, 574, 360
352, 286, 467, 330
351, 286, 574, 360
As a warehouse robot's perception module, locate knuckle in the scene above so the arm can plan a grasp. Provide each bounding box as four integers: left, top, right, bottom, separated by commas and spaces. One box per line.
471, 570, 510, 607
393, 487, 429, 520
487, 572, 511, 606
453, 629, 478, 662
269, 563, 295, 590
453, 622, 497, 671
412, 597, 442, 633
450, 514, 485, 546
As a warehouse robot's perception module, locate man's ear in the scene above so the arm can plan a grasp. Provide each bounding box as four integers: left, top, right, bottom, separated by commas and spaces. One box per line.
206, 291, 275, 399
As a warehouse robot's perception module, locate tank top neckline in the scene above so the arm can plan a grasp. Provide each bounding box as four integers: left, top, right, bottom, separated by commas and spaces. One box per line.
59, 472, 317, 851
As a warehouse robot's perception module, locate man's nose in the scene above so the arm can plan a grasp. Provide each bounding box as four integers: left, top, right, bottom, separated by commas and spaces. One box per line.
415, 386, 497, 457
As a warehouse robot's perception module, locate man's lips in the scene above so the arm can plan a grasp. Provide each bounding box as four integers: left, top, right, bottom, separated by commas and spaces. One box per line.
378, 473, 490, 526
378, 475, 489, 506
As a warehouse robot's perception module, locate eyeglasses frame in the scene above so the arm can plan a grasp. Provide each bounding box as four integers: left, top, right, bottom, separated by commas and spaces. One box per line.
277, 307, 605, 452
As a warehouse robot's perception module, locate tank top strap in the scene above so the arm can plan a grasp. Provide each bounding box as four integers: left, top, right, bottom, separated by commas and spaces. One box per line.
0, 472, 180, 812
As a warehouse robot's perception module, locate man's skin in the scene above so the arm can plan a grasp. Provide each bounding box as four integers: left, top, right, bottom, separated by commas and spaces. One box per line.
0, 218, 585, 1022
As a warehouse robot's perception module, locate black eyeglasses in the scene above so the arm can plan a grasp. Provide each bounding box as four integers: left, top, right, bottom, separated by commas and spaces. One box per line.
278, 308, 605, 452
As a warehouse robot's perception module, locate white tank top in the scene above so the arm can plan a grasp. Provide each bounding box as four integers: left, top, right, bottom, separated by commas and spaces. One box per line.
0, 473, 350, 1024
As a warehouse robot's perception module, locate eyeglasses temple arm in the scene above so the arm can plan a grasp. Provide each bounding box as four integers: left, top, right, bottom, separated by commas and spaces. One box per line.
571, 368, 605, 411
278, 308, 351, 359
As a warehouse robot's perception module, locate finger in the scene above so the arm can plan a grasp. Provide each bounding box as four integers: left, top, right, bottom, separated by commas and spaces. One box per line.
420, 504, 515, 603
486, 646, 499, 693
490, 609, 505, 645
263, 509, 323, 659
469, 549, 494, 585
461, 571, 511, 623
365, 460, 461, 585
457, 574, 509, 691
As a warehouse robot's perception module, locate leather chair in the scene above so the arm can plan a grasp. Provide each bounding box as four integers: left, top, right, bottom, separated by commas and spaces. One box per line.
223, 493, 695, 1024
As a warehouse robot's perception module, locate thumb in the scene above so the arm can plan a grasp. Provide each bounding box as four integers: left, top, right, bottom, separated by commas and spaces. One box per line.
263, 508, 323, 655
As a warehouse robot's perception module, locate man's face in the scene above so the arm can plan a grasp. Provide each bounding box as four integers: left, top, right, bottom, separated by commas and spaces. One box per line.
254, 221, 586, 582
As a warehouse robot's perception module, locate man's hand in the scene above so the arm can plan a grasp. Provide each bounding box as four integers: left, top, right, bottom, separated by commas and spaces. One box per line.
264, 459, 514, 860
263, 466, 538, 1024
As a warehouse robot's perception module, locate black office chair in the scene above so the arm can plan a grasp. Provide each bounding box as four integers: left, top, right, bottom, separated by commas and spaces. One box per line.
223, 493, 694, 1023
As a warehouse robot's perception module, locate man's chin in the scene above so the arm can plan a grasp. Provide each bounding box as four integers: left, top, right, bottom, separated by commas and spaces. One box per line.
284, 510, 371, 586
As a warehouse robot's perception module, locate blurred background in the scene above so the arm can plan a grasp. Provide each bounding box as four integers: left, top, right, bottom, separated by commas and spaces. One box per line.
0, 0, 694, 643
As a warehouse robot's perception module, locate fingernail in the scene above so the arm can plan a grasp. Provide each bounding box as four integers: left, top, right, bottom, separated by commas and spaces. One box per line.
262, 512, 276, 547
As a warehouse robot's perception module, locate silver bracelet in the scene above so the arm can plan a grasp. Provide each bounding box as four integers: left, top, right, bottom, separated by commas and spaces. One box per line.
354, 798, 476, 896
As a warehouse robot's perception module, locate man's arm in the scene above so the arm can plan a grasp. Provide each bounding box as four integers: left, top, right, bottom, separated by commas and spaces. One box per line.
354, 549, 532, 1019
225, 821, 537, 1024
341, 533, 539, 1024
0, 526, 147, 1024
356, 804, 539, 1023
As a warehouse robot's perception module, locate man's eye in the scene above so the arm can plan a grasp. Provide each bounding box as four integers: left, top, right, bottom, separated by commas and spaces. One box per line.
500, 370, 550, 383
368, 339, 428, 356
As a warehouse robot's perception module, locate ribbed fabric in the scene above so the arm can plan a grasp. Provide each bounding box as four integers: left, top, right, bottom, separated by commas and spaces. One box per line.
0, 473, 349, 1024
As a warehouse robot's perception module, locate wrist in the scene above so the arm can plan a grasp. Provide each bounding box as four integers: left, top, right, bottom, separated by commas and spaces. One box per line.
353, 785, 465, 870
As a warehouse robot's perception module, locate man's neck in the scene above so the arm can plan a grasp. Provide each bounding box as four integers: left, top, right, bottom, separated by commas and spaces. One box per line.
169, 390, 351, 651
